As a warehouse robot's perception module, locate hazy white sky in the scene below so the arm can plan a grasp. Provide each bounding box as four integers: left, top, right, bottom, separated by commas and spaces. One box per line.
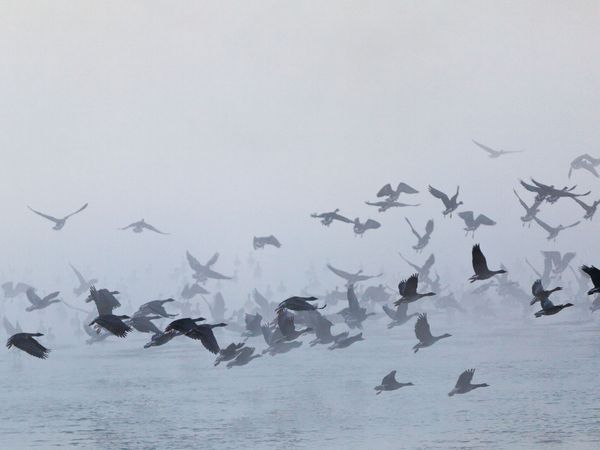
0, 1, 598, 298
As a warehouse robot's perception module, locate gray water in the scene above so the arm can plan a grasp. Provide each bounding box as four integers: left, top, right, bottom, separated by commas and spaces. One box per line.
2, 314, 599, 449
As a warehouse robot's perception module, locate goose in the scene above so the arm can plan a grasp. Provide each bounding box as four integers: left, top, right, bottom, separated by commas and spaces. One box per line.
6, 332, 50, 359
86, 286, 121, 316
374, 370, 414, 394
27, 203, 88, 230
1, 281, 31, 298
581, 265, 600, 295
412, 313, 451, 353
533, 217, 580, 241
382, 302, 418, 329
448, 369, 489, 396
405, 218, 434, 252
143, 330, 181, 348
253, 235, 282, 249
326, 264, 381, 287
365, 200, 420, 213
328, 332, 364, 350
186, 251, 233, 283
261, 325, 302, 356
183, 323, 227, 354
276, 309, 311, 342
352, 218, 381, 236
277, 296, 325, 312
394, 274, 435, 305
89, 315, 132, 337
571, 197, 600, 220
119, 219, 168, 234
458, 211, 496, 237
534, 297, 573, 318
530, 279, 562, 305
376, 182, 419, 202
214, 342, 245, 366
70, 264, 98, 297
513, 189, 542, 226
338, 284, 375, 329
428, 185, 463, 217
472, 140, 523, 158
127, 315, 163, 334
226, 346, 261, 368
165, 317, 206, 334
569, 153, 600, 178
310, 209, 353, 226
134, 299, 177, 318
542, 251, 576, 275
25, 288, 61, 312
469, 244, 507, 282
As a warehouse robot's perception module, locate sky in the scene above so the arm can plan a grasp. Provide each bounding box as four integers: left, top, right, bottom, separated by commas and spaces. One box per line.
0, 1, 599, 302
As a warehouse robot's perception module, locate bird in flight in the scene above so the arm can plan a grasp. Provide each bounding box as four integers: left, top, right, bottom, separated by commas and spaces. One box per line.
27, 203, 88, 230
448, 369, 489, 396
469, 244, 506, 282
428, 185, 463, 217
253, 235, 282, 250
120, 219, 169, 235
472, 140, 523, 158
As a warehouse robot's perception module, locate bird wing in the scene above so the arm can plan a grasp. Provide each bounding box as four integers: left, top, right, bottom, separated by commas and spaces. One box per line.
403, 274, 419, 296
26, 288, 42, 306
347, 284, 359, 310
455, 369, 475, 388
119, 222, 138, 230
381, 370, 397, 385
564, 221, 581, 230
377, 183, 394, 198
472, 140, 498, 155
519, 180, 541, 193
542, 251, 560, 270
22, 336, 50, 359
186, 251, 204, 272
414, 313, 433, 341
513, 190, 529, 211
476, 214, 496, 226
561, 252, 576, 268
425, 219, 434, 236
327, 264, 353, 280
63, 203, 88, 220
191, 328, 220, 354
581, 265, 600, 286
206, 252, 220, 267
533, 217, 554, 233
531, 279, 544, 297
423, 254, 436, 272
27, 206, 60, 224
266, 235, 281, 247
472, 245, 490, 274
459, 211, 475, 227
382, 304, 397, 320
428, 186, 451, 207
141, 222, 169, 234
397, 183, 419, 194
331, 213, 353, 223
541, 297, 555, 310
70, 263, 86, 285
42, 291, 60, 302
405, 218, 421, 239
364, 219, 381, 230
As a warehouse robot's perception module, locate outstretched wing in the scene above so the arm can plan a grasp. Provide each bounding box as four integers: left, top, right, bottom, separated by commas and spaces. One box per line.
186, 251, 203, 272
70, 263, 86, 285
331, 212, 353, 223
472, 244, 490, 274
206, 252, 220, 267
402, 274, 419, 296
455, 369, 475, 388
414, 313, 433, 342
425, 219, 434, 235
513, 189, 529, 210
64, 203, 88, 220
472, 140, 498, 155
377, 183, 394, 198
27, 206, 60, 224
381, 370, 397, 385
476, 214, 496, 226
363, 219, 381, 230
422, 254, 436, 272
382, 304, 396, 320
459, 211, 475, 227
428, 186, 450, 208
142, 222, 169, 234
531, 279, 544, 297
347, 284, 359, 310
405, 218, 421, 239
26, 288, 42, 306
327, 264, 352, 280
533, 217, 554, 233
397, 182, 419, 194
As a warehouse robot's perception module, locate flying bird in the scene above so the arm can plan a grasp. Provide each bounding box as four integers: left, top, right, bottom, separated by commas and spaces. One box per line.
25, 288, 61, 312
534, 297, 574, 318
27, 203, 88, 230
374, 370, 414, 395
394, 274, 436, 305
214, 342, 246, 366
581, 265, 600, 295
134, 299, 177, 318
412, 313, 451, 353
530, 279, 562, 305
186, 251, 233, 283
326, 264, 381, 287
310, 209, 353, 226
571, 197, 600, 220
448, 369, 489, 396
376, 182, 419, 201
405, 218, 434, 252
352, 218, 381, 236
253, 235, 282, 249
6, 332, 50, 359
469, 244, 507, 283
226, 346, 261, 368
382, 302, 419, 329
120, 219, 169, 235
458, 211, 496, 237
569, 153, 600, 178
86, 286, 121, 316
428, 185, 463, 217
365, 200, 420, 213
542, 251, 576, 275
513, 189, 542, 226
89, 315, 132, 338
533, 217, 580, 241
472, 140, 523, 158
277, 296, 324, 312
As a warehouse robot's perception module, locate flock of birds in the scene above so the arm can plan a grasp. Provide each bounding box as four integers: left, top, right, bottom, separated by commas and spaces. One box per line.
4, 144, 600, 397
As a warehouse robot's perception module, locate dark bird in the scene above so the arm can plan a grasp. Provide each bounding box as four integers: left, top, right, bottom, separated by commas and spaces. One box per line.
534, 297, 574, 318
277, 296, 324, 312
513, 189, 542, 226
581, 265, 600, 295
27, 203, 88, 230
533, 217, 580, 241
165, 317, 206, 334
310, 209, 353, 226
428, 185, 463, 217
226, 346, 261, 368
394, 274, 435, 305
328, 332, 364, 350
382, 302, 419, 329
25, 288, 61, 312
569, 153, 600, 178
181, 282, 209, 299
374, 370, 414, 394
134, 299, 177, 318
70, 264, 98, 297
186, 251, 233, 283
405, 218, 434, 252
214, 342, 245, 366
530, 279, 562, 305
571, 197, 600, 220
365, 200, 420, 213
326, 264, 381, 287
89, 315, 132, 338
6, 332, 50, 359
338, 284, 375, 329
352, 218, 381, 236
86, 286, 121, 316
253, 235, 282, 250
276, 309, 312, 341
412, 313, 451, 353
179, 322, 227, 354
120, 219, 168, 235
376, 182, 419, 202
458, 211, 496, 237
469, 244, 506, 283
448, 369, 489, 396
472, 140, 523, 158
127, 316, 163, 334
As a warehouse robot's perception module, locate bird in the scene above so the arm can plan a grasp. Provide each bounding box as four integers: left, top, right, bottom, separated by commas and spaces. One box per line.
27, 203, 88, 230
277, 296, 325, 312
581, 265, 600, 295
394, 274, 436, 305
338, 284, 375, 329
86, 286, 121, 316
308, 314, 348, 346
186, 251, 232, 283
571, 197, 600, 220
276, 309, 312, 342
469, 244, 507, 283
412, 313, 451, 353
448, 369, 489, 396
530, 279, 562, 305
382, 302, 419, 329
177, 322, 227, 354
376, 182, 419, 202
120, 219, 168, 234
458, 211, 496, 237
261, 325, 303, 356
326, 264, 381, 287
352, 218, 381, 236
374, 370, 414, 394
165, 317, 206, 334
253, 235, 282, 250
365, 200, 420, 213
398, 253, 436, 281
143, 330, 181, 349
534, 297, 574, 318
533, 217, 580, 241
542, 251, 576, 275
310, 209, 353, 226
214, 342, 245, 366
405, 218, 434, 252
89, 315, 132, 338
181, 282, 209, 299
472, 140, 523, 158
243, 312, 263, 337
328, 332, 364, 350
569, 153, 600, 178
226, 346, 261, 368
127, 316, 163, 335
521, 178, 590, 204
428, 185, 463, 217
134, 299, 177, 318
69, 264, 98, 297
6, 332, 50, 359
513, 189, 542, 226
25, 288, 61, 312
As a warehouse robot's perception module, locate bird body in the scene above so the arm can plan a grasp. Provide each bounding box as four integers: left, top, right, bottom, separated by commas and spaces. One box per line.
394, 274, 435, 305
6, 332, 50, 359
469, 244, 506, 282
448, 369, 489, 396
412, 313, 450, 353
428, 185, 462, 217
374, 370, 414, 394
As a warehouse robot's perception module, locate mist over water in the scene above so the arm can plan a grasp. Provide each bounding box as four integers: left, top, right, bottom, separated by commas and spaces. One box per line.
1, 2, 599, 449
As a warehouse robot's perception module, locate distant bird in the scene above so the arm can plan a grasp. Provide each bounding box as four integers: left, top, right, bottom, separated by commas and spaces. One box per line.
70, 264, 98, 297
533, 217, 580, 241
338, 284, 375, 329
571, 197, 600, 220
376, 182, 419, 202
127, 316, 162, 334
365, 200, 420, 213
469, 244, 507, 283
253, 235, 282, 250
405, 218, 434, 252
399, 253, 436, 281
310, 209, 353, 226
374, 370, 414, 394
143, 330, 180, 348
382, 302, 418, 329
534, 297, 574, 318
472, 140, 523, 158
177, 322, 227, 354
352, 218, 381, 236
569, 153, 600, 178
277, 296, 324, 312
326, 264, 381, 287
581, 265, 600, 295
214, 342, 245, 366
89, 315, 132, 338
428, 185, 463, 217
186, 251, 233, 283
27, 203, 88, 230
1, 281, 31, 298
134, 299, 177, 318
530, 279, 562, 305
120, 219, 168, 235
181, 282, 209, 299
308, 314, 348, 346
412, 313, 451, 353
3, 318, 22, 336
448, 369, 489, 396
328, 332, 364, 350
276, 309, 312, 341
243, 312, 263, 337
458, 211, 496, 237
226, 346, 261, 368
86, 286, 121, 316
6, 332, 50, 359
261, 325, 303, 356
25, 288, 61, 312
513, 189, 542, 226
542, 251, 576, 275
394, 274, 435, 305
520, 178, 590, 204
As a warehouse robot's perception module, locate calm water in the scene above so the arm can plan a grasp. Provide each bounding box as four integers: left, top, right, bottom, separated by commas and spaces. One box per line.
1, 313, 599, 449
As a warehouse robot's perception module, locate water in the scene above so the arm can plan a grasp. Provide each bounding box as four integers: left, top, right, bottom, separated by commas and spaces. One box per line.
1, 314, 599, 449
